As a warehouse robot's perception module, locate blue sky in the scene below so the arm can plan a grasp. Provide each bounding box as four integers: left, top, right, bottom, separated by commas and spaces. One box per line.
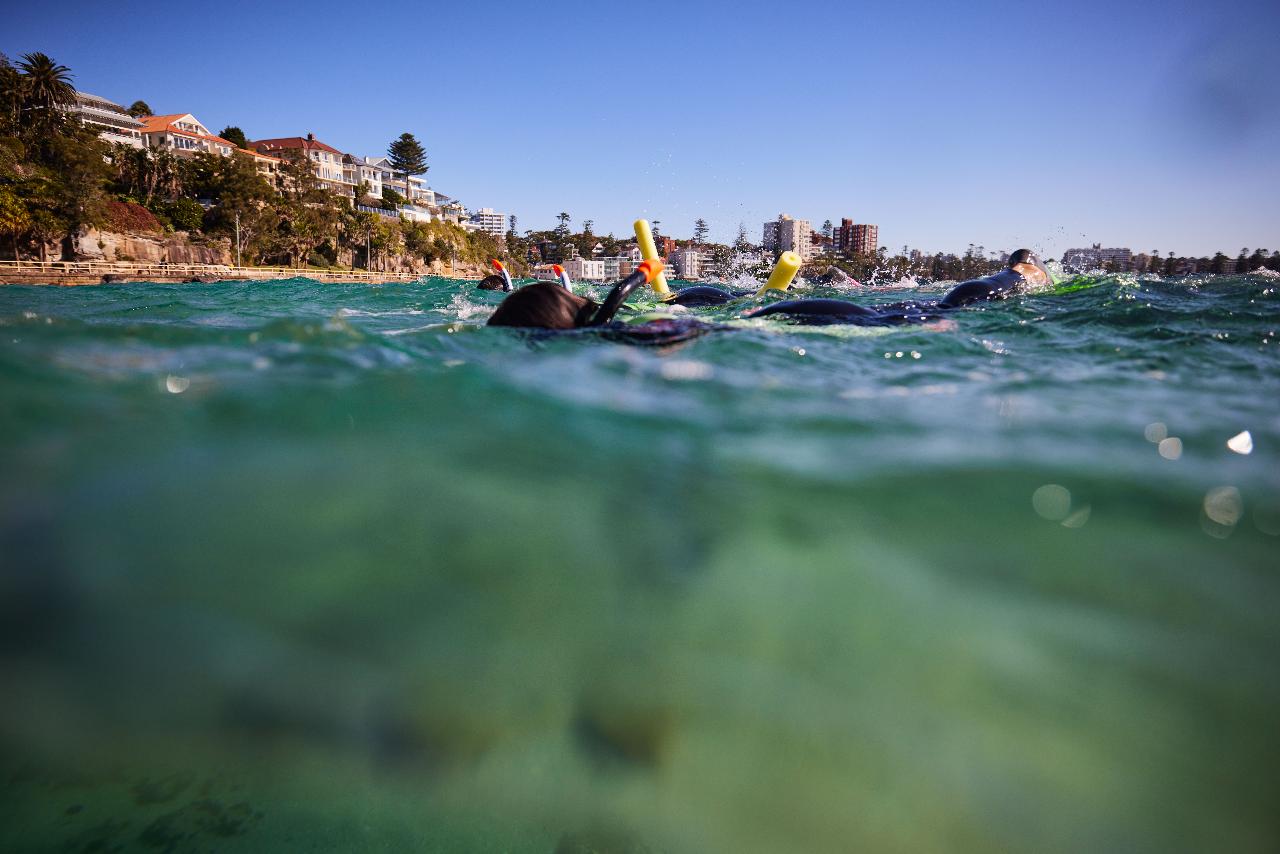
5, 0, 1278, 257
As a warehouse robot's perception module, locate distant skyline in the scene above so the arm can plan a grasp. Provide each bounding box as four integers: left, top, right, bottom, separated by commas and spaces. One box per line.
5, 0, 1278, 258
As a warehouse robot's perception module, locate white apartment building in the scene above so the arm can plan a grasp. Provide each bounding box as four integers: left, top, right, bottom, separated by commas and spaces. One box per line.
670, 246, 715, 279
564, 257, 606, 281
469, 207, 507, 237
342, 153, 383, 199
1063, 245, 1133, 270
363, 156, 435, 206
763, 215, 814, 258
68, 93, 143, 148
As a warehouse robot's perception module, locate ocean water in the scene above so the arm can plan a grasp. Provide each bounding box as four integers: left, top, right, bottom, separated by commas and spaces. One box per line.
1, 273, 1277, 853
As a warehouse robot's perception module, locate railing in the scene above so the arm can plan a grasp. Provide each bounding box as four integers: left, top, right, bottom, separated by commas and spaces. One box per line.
355, 204, 400, 219
0, 259, 423, 282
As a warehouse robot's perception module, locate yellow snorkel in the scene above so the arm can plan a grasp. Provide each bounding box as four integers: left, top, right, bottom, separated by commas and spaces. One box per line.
633, 219, 671, 296
756, 251, 802, 297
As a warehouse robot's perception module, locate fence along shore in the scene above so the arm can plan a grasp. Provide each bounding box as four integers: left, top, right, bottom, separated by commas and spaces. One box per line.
0, 259, 440, 285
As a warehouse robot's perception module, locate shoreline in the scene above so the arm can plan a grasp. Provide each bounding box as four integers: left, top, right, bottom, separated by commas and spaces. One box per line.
0, 260, 478, 286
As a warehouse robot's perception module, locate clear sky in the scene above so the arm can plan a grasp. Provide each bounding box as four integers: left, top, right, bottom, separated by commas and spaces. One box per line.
5, 0, 1278, 258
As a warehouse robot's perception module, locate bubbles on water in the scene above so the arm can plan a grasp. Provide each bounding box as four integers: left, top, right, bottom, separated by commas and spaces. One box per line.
981, 339, 1010, 355
1144, 422, 1167, 442
1031, 484, 1072, 520
1158, 437, 1183, 460
1202, 486, 1244, 538
1226, 430, 1253, 455
164, 375, 190, 394
1032, 484, 1091, 528
448, 292, 487, 321
660, 360, 713, 382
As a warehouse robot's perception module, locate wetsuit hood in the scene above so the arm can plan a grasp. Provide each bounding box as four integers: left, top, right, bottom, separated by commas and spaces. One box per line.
1008, 249, 1052, 285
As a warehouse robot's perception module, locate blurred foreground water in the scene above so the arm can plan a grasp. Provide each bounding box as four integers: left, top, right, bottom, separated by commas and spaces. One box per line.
1, 274, 1277, 852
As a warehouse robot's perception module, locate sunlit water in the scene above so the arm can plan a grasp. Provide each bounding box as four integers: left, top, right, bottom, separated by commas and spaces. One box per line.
1, 274, 1277, 853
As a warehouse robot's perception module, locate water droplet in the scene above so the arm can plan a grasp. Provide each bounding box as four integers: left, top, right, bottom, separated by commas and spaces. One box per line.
165, 375, 190, 394
1203, 486, 1243, 526
1061, 504, 1091, 528
1158, 437, 1182, 460
1226, 430, 1253, 455
1032, 484, 1072, 521
1144, 422, 1167, 443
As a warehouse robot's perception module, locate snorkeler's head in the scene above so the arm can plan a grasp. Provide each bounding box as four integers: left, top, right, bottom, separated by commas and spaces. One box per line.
486, 261, 664, 330
486, 282, 599, 329
1008, 249, 1052, 286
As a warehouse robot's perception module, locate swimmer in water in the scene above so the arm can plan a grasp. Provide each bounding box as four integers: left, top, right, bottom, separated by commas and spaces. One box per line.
476, 259, 515, 291
486, 260, 717, 345
745, 249, 1052, 325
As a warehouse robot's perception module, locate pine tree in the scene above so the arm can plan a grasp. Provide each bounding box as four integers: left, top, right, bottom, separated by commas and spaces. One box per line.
387, 133, 428, 202
220, 126, 248, 149
693, 218, 709, 244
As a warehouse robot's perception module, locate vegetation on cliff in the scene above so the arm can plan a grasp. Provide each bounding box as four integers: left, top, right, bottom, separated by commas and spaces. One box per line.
0, 52, 501, 272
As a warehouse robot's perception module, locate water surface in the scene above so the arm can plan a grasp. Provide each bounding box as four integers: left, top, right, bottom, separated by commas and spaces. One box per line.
1, 274, 1277, 853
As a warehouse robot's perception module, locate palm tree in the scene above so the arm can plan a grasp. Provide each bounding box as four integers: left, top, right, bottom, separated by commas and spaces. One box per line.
17, 52, 76, 117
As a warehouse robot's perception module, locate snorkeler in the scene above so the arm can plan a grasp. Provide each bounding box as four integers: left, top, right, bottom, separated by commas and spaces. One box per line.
486, 260, 716, 344
745, 249, 1052, 325
476, 259, 515, 292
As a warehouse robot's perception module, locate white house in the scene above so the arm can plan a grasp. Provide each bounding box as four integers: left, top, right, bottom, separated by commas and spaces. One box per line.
68, 93, 143, 148
139, 113, 235, 157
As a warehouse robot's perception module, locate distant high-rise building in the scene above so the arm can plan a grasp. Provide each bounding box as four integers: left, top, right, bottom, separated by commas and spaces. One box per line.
468, 207, 507, 237
850, 223, 878, 256
763, 214, 812, 259
1063, 244, 1132, 270
762, 221, 780, 252
835, 219, 878, 255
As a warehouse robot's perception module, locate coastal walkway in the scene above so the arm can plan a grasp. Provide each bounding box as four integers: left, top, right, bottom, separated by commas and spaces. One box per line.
0, 260, 433, 286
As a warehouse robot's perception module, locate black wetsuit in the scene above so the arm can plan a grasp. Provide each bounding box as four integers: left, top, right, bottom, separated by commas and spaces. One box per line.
745, 268, 1026, 325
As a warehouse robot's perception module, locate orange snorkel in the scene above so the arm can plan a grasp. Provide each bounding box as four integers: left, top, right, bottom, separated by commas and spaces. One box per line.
490, 259, 513, 292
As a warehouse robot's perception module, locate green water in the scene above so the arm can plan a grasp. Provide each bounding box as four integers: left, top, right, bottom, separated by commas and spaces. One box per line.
1, 274, 1277, 853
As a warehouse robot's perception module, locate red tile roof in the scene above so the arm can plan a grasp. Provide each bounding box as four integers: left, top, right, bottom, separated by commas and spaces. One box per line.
249, 136, 343, 156
138, 114, 235, 148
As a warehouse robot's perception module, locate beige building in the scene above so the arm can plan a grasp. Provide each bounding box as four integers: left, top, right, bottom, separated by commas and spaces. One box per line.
763, 214, 813, 258
249, 134, 357, 197
564, 257, 606, 281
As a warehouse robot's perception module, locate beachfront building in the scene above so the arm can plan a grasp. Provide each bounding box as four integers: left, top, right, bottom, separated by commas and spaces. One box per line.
342, 154, 383, 200
248, 134, 356, 197
66, 93, 143, 148
835, 220, 878, 256
762, 214, 813, 259
670, 246, 715, 279
139, 114, 236, 157
563, 257, 606, 282
362, 157, 435, 206
468, 208, 507, 237
1063, 244, 1133, 270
